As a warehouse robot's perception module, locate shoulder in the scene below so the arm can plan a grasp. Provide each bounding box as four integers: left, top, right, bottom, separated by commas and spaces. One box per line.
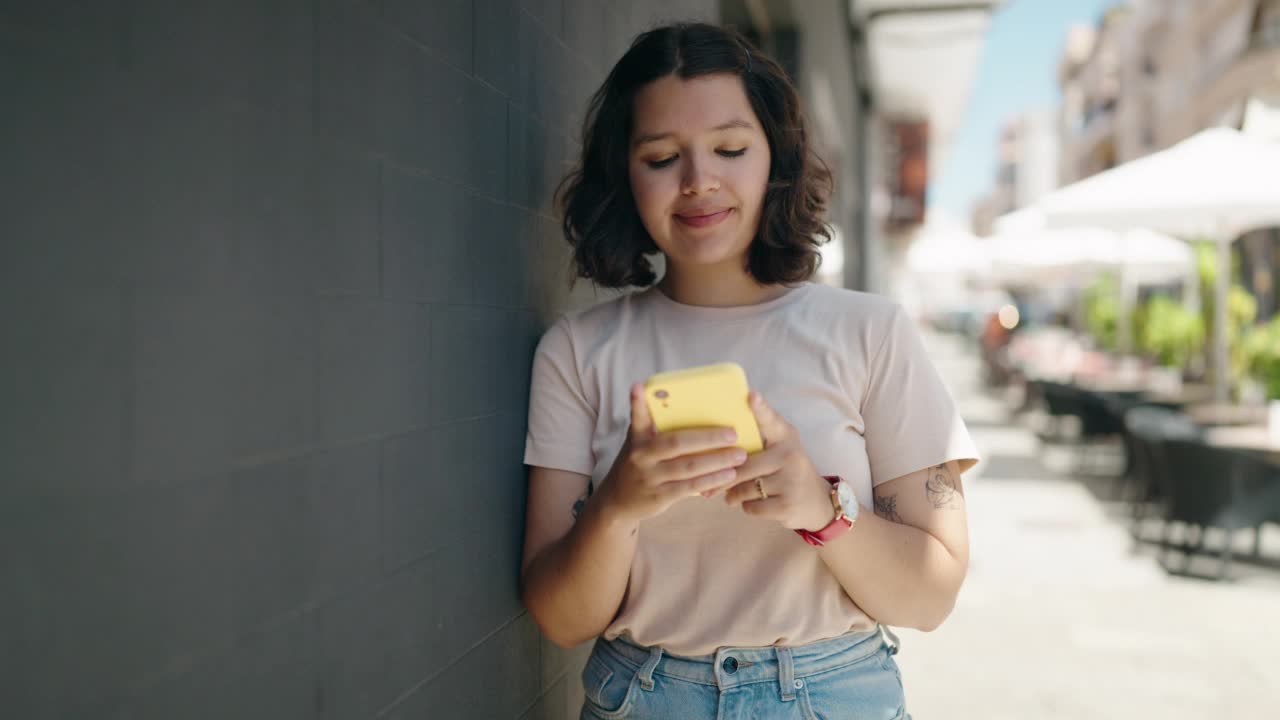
794, 284, 907, 341
535, 289, 649, 354
801, 283, 902, 317
571, 288, 645, 330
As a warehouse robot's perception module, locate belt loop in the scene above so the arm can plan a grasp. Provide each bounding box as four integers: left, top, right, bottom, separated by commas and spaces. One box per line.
637, 645, 663, 691
880, 625, 901, 656
776, 646, 797, 701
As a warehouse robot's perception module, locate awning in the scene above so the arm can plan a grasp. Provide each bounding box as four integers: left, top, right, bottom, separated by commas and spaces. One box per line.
850, 0, 1005, 174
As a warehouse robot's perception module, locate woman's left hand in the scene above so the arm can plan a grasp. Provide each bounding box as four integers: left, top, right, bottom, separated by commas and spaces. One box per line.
723, 391, 836, 532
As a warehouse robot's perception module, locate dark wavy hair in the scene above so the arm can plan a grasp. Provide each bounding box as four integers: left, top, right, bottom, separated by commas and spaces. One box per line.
556, 22, 833, 289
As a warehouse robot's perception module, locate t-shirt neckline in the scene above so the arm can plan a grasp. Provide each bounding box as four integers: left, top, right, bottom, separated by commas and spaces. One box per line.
644, 282, 812, 320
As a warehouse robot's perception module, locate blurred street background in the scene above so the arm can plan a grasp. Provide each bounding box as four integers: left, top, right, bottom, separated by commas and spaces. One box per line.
896, 2, 1280, 717
5, 0, 1280, 718
896, 330, 1280, 719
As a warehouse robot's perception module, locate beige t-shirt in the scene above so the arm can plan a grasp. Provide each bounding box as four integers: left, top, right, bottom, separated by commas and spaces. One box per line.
523, 282, 979, 656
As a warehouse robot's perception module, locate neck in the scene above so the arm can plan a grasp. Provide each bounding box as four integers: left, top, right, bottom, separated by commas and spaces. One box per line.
657, 261, 792, 307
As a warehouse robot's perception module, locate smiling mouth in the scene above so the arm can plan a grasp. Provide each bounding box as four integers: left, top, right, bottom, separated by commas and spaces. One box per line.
674, 208, 733, 228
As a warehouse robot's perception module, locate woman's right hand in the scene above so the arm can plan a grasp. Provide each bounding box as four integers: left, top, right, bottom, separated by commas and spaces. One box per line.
596, 383, 749, 524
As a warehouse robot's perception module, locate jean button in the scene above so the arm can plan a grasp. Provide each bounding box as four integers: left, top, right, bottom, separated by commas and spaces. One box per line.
722, 657, 738, 674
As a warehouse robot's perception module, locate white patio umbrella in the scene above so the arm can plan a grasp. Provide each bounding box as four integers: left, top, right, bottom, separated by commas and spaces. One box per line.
986, 210, 1196, 352
1115, 227, 1197, 285
991, 205, 1043, 236
1038, 127, 1280, 400
991, 208, 1196, 283
1111, 228, 1197, 354
982, 224, 1115, 287
905, 226, 989, 275
902, 225, 991, 321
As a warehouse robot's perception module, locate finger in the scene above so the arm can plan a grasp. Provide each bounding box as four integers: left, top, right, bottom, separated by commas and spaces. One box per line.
653, 446, 748, 484
723, 475, 778, 509
629, 383, 655, 439
663, 467, 740, 500
748, 391, 790, 447
730, 446, 786, 484
740, 495, 789, 518
648, 426, 742, 461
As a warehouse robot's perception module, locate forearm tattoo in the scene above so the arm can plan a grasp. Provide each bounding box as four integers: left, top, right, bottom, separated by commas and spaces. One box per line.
874, 494, 904, 524
571, 481, 593, 520
926, 464, 960, 509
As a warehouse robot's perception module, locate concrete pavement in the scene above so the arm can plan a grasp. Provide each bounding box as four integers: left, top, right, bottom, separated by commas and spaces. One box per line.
894, 330, 1280, 719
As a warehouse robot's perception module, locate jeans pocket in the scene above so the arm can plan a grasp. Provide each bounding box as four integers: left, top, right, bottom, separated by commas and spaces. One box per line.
798, 648, 906, 720
880, 649, 910, 720
580, 649, 640, 719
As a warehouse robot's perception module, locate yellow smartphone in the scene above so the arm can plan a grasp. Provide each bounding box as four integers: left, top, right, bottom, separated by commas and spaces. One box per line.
643, 362, 764, 454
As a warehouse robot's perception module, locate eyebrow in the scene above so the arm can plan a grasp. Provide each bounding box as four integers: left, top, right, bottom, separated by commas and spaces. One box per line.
632, 118, 755, 148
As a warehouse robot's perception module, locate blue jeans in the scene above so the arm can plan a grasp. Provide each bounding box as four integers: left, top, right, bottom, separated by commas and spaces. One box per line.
580, 626, 912, 719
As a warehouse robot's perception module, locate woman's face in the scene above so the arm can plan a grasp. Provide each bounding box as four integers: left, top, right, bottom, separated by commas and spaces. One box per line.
628, 73, 772, 273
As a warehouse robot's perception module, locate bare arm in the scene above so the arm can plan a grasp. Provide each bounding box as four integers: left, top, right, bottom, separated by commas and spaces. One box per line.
815, 461, 969, 631
519, 467, 640, 648
520, 385, 747, 648
724, 393, 971, 632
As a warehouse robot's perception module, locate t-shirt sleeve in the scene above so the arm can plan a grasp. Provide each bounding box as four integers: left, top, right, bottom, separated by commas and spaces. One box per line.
523, 315, 597, 476
860, 304, 980, 486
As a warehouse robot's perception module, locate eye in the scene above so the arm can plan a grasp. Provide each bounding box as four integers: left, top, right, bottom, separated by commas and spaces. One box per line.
646, 155, 677, 169
718, 148, 747, 158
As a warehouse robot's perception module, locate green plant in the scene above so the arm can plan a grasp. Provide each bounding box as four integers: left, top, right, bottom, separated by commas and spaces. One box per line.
1133, 298, 1152, 359
1242, 316, 1280, 399
1194, 240, 1259, 387
1083, 272, 1119, 351
1139, 295, 1205, 369
1228, 286, 1259, 383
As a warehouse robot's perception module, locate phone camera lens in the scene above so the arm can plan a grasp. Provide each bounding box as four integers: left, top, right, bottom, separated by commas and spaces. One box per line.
655, 389, 669, 399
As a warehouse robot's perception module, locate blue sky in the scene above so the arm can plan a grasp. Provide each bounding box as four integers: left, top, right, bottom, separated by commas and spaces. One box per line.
929, 0, 1118, 223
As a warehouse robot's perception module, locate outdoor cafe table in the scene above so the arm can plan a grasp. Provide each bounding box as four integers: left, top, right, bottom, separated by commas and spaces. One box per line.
1074, 376, 1213, 408
1204, 425, 1280, 465
1073, 375, 1146, 395
1145, 382, 1215, 407
1186, 403, 1268, 427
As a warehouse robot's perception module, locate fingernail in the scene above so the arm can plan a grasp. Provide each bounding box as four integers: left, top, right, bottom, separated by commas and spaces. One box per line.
733, 450, 747, 463
723, 430, 737, 442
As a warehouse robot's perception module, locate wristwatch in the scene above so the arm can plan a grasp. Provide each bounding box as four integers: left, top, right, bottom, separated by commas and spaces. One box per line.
794, 476, 858, 547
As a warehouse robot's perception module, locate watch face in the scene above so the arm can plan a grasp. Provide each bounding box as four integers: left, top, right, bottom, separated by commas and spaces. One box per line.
836, 481, 856, 514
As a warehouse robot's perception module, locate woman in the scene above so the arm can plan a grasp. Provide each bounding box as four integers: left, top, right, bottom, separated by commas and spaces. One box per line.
520, 22, 979, 720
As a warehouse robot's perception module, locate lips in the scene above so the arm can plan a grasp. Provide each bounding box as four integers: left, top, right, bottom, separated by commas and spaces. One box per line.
674, 207, 733, 228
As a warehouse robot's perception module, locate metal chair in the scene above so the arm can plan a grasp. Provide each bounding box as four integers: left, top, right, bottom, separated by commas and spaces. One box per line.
1158, 439, 1279, 580
1123, 407, 1203, 547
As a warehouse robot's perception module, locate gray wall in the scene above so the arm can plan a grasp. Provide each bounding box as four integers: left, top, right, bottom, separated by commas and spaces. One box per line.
0, 1, 712, 718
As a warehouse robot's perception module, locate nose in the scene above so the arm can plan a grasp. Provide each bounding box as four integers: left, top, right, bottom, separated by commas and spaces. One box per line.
680, 152, 720, 196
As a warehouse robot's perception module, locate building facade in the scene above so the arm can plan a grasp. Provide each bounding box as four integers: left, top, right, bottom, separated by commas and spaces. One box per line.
971, 110, 1059, 236
1061, 0, 1280, 181
1058, 7, 1129, 185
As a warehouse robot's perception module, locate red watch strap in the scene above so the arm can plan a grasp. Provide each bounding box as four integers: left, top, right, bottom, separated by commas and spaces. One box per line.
795, 514, 854, 547
794, 476, 854, 547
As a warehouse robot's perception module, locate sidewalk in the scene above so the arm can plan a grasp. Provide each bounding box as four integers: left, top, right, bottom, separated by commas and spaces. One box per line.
895, 330, 1280, 719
